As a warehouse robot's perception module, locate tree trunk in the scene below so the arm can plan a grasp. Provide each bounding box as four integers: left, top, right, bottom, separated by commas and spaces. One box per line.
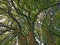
28, 21, 38, 45
45, 29, 55, 45
28, 31, 38, 45
18, 34, 27, 45
40, 29, 43, 45
17, 30, 27, 45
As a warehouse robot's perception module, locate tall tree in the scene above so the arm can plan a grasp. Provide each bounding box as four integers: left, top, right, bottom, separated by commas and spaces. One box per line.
0, 0, 60, 45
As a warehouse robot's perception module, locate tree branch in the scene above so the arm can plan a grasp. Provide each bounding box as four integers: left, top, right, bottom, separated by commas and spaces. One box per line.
0, 29, 13, 35
0, 7, 7, 11
10, 0, 28, 19
7, 1, 23, 35
0, 22, 15, 30
34, 2, 60, 23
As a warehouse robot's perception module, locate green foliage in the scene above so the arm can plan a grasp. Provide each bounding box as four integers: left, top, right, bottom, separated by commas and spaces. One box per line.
56, 37, 60, 45
0, 0, 60, 45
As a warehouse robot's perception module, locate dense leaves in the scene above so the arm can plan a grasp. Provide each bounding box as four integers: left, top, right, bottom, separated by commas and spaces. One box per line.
0, 0, 60, 45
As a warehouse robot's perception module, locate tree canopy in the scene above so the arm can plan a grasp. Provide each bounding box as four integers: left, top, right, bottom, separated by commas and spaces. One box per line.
0, 0, 60, 45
